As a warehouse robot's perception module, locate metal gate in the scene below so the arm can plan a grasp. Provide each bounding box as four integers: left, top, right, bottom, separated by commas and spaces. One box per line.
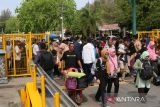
1, 32, 50, 77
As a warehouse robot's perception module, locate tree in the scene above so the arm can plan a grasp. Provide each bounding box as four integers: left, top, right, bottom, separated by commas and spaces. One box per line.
92, 0, 116, 24
70, 10, 82, 35
114, 0, 132, 30
0, 9, 12, 33
17, 0, 76, 33
79, 6, 97, 37
136, 0, 160, 30
5, 17, 19, 33
88, 0, 160, 31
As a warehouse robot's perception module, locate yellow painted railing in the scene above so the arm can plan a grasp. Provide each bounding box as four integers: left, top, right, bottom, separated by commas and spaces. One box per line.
20, 64, 60, 107
0, 32, 50, 77
138, 29, 160, 42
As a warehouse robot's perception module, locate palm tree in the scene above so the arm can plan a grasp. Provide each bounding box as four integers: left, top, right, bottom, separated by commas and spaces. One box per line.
80, 7, 97, 37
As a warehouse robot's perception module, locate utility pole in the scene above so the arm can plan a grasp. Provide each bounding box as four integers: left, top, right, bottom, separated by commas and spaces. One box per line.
131, 0, 136, 36
61, 4, 64, 38
88, 0, 91, 37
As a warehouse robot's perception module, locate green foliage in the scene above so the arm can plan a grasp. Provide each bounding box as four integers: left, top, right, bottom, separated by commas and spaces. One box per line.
80, 7, 97, 36
70, 10, 82, 35
0, 9, 12, 33
17, 0, 76, 33
114, 0, 132, 29
78, 0, 160, 32
136, 0, 160, 30
5, 17, 19, 33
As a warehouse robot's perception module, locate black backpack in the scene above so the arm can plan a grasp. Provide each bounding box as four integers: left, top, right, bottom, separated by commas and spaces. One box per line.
140, 60, 153, 80
40, 51, 55, 71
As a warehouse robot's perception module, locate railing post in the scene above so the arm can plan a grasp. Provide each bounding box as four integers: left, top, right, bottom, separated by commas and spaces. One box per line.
33, 65, 37, 91
54, 92, 60, 107
12, 34, 16, 76
29, 32, 32, 60
26, 89, 31, 107
41, 76, 46, 107
152, 30, 155, 41
47, 32, 50, 51
138, 32, 140, 41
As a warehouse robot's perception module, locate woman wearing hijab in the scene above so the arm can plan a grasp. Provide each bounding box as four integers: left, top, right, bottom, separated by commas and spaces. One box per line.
134, 51, 151, 103
147, 41, 157, 61
95, 49, 110, 107
147, 41, 159, 74
107, 48, 120, 103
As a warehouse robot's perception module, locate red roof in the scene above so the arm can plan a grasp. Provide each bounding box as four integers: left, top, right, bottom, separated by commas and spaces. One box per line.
98, 23, 120, 31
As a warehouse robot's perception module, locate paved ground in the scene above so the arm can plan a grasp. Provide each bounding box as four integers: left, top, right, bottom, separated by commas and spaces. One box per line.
0, 77, 32, 107
80, 80, 160, 107
54, 77, 160, 107
0, 77, 160, 107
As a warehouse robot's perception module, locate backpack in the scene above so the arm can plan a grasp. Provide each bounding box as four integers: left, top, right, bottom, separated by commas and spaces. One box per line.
66, 77, 77, 90
94, 58, 103, 78
40, 51, 55, 71
140, 60, 153, 80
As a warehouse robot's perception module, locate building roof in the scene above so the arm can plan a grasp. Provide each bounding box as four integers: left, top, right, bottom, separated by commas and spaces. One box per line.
98, 23, 120, 31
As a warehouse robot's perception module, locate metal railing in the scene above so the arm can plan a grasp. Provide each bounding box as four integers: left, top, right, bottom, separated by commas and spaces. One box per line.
36, 65, 78, 107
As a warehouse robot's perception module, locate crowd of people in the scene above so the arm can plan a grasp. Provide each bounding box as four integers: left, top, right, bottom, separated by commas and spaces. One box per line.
33, 35, 160, 107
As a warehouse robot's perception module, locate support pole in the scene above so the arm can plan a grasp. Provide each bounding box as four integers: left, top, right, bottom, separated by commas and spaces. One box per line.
54, 92, 60, 107
33, 65, 37, 91
29, 32, 32, 60
131, 0, 136, 36
41, 76, 46, 107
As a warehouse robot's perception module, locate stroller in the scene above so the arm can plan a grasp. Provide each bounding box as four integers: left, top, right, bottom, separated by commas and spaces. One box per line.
64, 68, 87, 105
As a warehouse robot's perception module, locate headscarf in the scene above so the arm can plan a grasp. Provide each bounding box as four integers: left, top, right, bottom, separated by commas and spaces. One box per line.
140, 51, 149, 59
134, 40, 142, 52
101, 49, 108, 58
147, 41, 157, 60
100, 49, 110, 74
108, 48, 118, 76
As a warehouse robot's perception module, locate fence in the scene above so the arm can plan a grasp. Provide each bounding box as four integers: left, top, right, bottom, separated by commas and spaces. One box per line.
0, 32, 50, 77
20, 64, 60, 107
138, 29, 160, 42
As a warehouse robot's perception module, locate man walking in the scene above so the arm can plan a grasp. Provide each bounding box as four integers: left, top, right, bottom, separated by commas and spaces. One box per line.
82, 38, 96, 85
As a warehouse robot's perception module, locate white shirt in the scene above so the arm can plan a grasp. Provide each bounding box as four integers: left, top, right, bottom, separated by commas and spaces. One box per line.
32, 44, 39, 56
82, 43, 96, 64
118, 44, 126, 53
15, 45, 21, 61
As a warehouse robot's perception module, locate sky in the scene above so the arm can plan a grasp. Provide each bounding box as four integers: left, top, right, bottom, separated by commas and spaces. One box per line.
0, 0, 94, 15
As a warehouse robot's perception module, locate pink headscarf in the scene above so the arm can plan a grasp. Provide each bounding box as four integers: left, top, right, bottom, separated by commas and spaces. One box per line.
108, 48, 118, 76
147, 41, 157, 60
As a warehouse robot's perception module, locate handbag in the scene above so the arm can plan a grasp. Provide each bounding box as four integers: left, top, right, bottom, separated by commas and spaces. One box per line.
77, 76, 88, 89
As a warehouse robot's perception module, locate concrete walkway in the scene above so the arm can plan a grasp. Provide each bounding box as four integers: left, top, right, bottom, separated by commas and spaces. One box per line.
0, 77, 32, 107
